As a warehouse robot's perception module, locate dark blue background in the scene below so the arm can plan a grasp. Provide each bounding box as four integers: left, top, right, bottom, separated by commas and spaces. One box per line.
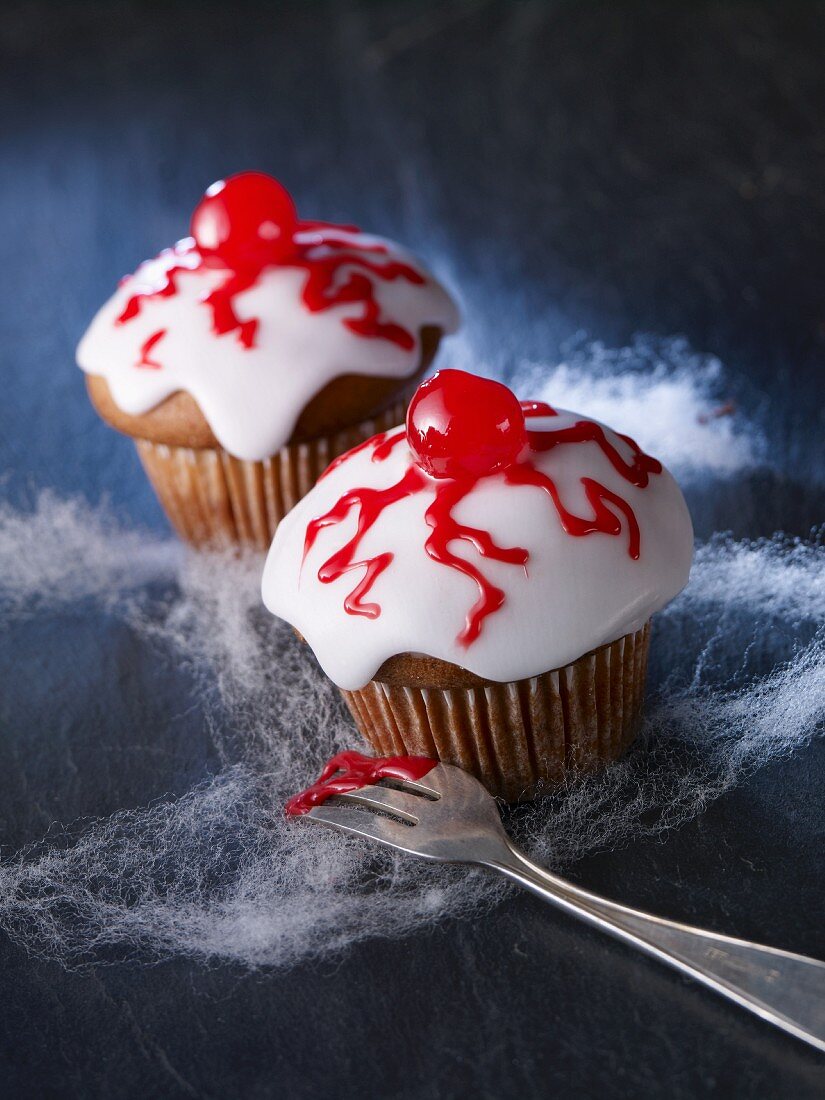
1, 3, 824, 1096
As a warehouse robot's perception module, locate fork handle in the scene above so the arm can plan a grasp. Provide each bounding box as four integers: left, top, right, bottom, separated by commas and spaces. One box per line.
491, 843, 825, 1054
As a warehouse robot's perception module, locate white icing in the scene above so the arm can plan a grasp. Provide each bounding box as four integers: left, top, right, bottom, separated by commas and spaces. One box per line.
261, 410, 694, 690
76, 231, 460, 462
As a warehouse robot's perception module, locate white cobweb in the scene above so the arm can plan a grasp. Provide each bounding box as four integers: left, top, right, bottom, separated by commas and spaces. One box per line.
443, 331, 764, 479
0, 338, 821, 970
514, 334, 763, 476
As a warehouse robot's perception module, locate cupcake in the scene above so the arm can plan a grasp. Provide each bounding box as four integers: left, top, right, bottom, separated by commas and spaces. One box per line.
77, 172, 459, 548
262, 369, 693, 801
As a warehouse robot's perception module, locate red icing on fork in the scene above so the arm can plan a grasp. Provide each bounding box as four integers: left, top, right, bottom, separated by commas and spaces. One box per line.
285, 750, 437, 816
115, 171, 426, 361
303, 370, 663, 646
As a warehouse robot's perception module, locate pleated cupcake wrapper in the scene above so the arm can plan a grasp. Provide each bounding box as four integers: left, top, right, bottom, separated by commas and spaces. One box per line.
341, 623, 651, 802
134, 397, 409, 550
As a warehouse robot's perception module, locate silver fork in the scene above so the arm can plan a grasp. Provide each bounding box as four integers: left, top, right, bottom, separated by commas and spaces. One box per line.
303, 761, 825, 1055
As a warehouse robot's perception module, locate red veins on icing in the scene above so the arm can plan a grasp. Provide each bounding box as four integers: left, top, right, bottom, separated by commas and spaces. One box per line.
285, 750, 437, 816
115, 171, 426, 366
304, 466, 428, 619
137, 329, 166, 370
319, 426, 408, 480
303, 369, 663, 648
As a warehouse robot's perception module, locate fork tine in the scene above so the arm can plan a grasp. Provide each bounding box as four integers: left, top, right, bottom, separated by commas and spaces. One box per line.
299, 764, 510, 865
306, 802, 413, 848
337, 786, 425, 822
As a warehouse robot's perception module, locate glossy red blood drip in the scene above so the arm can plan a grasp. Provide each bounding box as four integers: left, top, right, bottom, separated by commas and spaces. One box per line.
137, 329, 166, 369
529, 420, 662, 487
504, 464, 643, 559
115, 172, 425, 358
422, 477, 529, 644
319, 426, 407, 481
293, 250, 424, 350
117, 248, 194, 326
521, 400, 558, 418
304, 466, 428, 618
202, 269, 259, 348
303, 372, 663, 646
285, 750, 437, 816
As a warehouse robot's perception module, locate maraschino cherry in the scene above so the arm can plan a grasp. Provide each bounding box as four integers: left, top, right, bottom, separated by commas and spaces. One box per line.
406, 369, 527, 479
190, 171, 297, 269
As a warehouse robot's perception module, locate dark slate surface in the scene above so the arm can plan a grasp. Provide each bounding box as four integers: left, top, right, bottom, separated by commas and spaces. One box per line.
1, 2, 824, 1096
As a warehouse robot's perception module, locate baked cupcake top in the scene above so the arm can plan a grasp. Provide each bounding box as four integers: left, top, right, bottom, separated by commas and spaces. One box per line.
262, 370, 694, 690
76, 172, 460, 462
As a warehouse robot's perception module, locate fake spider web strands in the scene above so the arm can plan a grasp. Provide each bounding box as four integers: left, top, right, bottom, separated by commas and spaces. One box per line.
481, 333, 766, 478
0, 339, 821, 970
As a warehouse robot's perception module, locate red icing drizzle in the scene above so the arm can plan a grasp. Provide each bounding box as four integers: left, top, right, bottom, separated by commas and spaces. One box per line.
303, 370, 664, 647
137, 329, 166, 370
115, 172, 426, 368
319, 425, 408, 481
285, 750, 437, 816
520, 400, 558, 418
503, 419, 663, 561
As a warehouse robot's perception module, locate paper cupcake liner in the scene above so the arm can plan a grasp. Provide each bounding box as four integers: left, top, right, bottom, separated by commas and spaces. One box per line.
341, 623, 651, 802
134, 397, 410, 549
